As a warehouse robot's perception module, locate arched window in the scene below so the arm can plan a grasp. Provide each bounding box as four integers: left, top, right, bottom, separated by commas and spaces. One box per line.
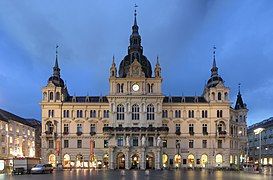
218, 92, 222, 100
147, 84, 151, 93
117, 83, 120, 93
117, 104, 124, 120
49, 92, 54, 100
132, 104, 140, 120
215, 154, 223, 166
211, 92, 215, 100
90, 110, 96, 118
217, 121, 225, 132
120, 83, 124, 93
56, 92, 60, 100
77, 110, 83, 118
147, 104, 155, 120
43, 92, 47, 101
46, 121, 54, 132
224, 92, 228, 100
151, 84, 154, 93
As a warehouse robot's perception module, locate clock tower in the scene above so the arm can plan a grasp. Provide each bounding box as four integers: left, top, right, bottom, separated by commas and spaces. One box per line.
108, 10, 163, 128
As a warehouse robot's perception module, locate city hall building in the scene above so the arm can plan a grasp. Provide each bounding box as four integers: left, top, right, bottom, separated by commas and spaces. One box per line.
41, 13, 248, 170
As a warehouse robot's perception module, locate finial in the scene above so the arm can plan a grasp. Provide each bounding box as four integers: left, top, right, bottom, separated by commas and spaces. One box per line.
213, 45, 216, 67
55, 44, 59, 68
112, 55, 115, 64
238, 83, 241, 94
134, 4, 138, 25
156, 55, 160, 65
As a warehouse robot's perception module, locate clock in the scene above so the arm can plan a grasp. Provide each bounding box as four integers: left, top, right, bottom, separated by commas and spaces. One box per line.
132, 84, 140, 92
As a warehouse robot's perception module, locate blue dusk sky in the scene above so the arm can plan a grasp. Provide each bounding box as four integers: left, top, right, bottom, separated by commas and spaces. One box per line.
0, 0, 272, 125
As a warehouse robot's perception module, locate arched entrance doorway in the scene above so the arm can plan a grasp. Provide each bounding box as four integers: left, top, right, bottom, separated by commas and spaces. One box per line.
103, 154, 109, 168
216, 154, 223, 167
174, 154, 181, 168
146, 152, 155, 169
162, 154, 168, 168
76, 154, 84, 168
188, 154, 195, 167
201, 154, 208, 168
116, 153, 125, 169
48, 154, 56, 167
63, 154, 71, 168
131, 154, 140, 169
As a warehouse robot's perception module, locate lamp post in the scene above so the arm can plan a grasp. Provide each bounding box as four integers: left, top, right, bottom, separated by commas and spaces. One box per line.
254, 127, 264, 172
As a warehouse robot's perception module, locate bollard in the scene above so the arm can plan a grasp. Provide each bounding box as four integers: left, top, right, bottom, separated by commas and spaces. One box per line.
145, 170, 150, 176
121, 170, 126, 176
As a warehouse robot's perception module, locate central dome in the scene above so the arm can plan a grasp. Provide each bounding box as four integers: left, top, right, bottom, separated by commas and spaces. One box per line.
119, 54, 152, 78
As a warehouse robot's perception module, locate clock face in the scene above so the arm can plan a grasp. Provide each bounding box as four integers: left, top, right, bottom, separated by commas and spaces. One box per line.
132, 84, 140, 92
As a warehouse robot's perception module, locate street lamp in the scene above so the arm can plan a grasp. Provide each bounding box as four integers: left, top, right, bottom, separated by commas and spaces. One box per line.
254, 127, 264, 172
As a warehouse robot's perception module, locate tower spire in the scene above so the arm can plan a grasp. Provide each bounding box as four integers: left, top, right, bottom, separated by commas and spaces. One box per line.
53, 45, 60, 77
238, 83, 241, 95
211, 45, 218, 77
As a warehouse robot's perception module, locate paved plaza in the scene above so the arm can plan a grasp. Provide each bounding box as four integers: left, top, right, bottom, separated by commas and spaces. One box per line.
0, 169, 272, 180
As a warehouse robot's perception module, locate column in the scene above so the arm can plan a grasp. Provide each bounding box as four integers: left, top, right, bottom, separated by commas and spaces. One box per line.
109, 147, 114, 169
155, 148, 161, 170
125, 148, 130, 169
140, 148, 146, 170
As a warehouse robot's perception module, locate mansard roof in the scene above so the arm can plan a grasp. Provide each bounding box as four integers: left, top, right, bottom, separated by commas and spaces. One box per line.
66, 96, 109, 103
0, 109, 35, 127
163, 96, 207, 103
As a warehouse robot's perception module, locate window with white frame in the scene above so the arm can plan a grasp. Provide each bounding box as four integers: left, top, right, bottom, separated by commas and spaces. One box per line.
147, 104, 155, 120
132, 104, 140, 120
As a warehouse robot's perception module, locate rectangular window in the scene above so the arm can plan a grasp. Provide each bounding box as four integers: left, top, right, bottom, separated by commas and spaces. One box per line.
103, 110, 109, 118
202, 124, 208, 135
64, 124, 69, 133
48, 110, 54, 118
218, 140, 223, 148
77, 140, 82, 148
175, 124, 181, 133
188, 110, 194, 118
104, 140, 108, 148
132, 137, 138, 146
77, 124, 82, 133
148, 137, 153, 146
77, 110, 83, 118
189, 124, 194, 135
189, 140, 194, 148
202, 110, 208, 118
117, 137, 123, 146
63, 110, 70, 118
217, 110, 223, 118
175, 110, 181, 118
162, 140, 167, 148
90, 124, 96, 133
162, 110, 168, 118
202, 140, 207, 148
64, 140, 69, 148
48, 140, 54, 148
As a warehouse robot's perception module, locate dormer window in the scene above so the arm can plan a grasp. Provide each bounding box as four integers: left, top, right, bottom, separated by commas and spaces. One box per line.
56, 92, 60, 100
218, 92, 222, 100
49, 92, 54, 100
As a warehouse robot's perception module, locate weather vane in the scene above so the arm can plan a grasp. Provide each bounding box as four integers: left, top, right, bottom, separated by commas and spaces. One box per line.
134, 4, 138, 16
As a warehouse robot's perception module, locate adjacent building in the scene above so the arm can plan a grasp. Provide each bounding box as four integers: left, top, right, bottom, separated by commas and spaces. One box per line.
0, 109, 37, 172
41, 12, 248, 170
248, 117, 273, 166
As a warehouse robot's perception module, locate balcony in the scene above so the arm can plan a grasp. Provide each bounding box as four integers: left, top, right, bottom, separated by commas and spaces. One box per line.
63, 131, 69, 136
45, 131, 53, 138
203, 131, 208, 136
102, 126, 169, 134
218, 131, 227, 137
76, 131, 83, 136
90, 132, 96, 136
189, 131, 194, 136
175, 131, 181, 135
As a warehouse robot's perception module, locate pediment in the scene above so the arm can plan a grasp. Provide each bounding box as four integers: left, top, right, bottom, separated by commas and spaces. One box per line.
127, 59, 145, 78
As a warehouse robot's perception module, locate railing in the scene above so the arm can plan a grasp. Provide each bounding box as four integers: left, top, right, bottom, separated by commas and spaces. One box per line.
102, 126, 169, 134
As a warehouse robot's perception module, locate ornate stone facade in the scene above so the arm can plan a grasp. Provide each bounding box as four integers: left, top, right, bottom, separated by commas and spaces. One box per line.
41, 13, 248, 170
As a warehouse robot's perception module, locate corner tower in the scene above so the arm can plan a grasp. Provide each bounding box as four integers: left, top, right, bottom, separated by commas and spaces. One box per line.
203, 46, 229, 103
